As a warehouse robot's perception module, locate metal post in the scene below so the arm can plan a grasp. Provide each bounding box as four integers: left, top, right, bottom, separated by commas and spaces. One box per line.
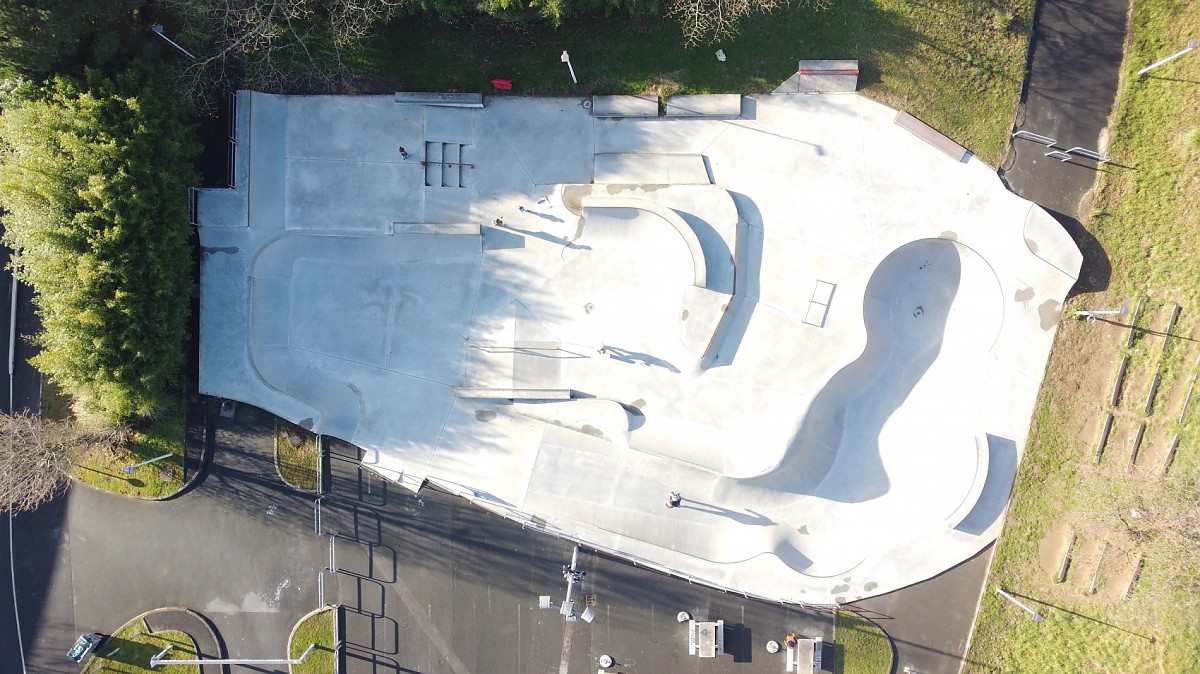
8, 267, 15, 412
560, 51, 577, 84
995, 588, 1044, 622
1137, 40, 1198, 76
1076, 306, 1129, 323
150, 25, 198, 60
123, 453, 174, 475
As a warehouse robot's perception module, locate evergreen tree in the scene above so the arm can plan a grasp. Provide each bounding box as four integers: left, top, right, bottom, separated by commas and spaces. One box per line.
0, 68, 199, 423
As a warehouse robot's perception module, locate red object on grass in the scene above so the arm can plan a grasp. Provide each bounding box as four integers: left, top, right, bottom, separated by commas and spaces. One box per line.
491, 79, 513, 90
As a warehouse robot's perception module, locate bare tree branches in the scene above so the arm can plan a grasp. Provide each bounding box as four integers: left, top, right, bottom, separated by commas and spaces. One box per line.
668, 0, 828, 46
159, 0, 406, 111
0, 414, 87, 514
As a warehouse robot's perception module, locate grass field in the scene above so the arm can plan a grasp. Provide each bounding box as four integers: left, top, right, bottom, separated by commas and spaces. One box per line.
290, 607, 337, 674
361, 0, 1033, 165
85, 619, 200, 674
71, 404, 187, 499
275, 418, 319, 491
835, 611, 893, 674
964, 1, 1200, 672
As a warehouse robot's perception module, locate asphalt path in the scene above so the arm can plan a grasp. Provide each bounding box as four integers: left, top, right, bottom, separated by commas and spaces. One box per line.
322, 438, 835, 674
0, 236, 42, 416
1002, 0, 1131, 295
7, 403, 326, 674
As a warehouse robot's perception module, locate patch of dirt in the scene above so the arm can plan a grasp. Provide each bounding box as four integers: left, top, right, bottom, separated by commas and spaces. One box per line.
1068, 536, 1105, 591
1133, 427, 1175, 475
1037, 519, 1074, 580
1077, 412, 1108, 459
1097, 543, 1142, 601
1102, 417, 1139, 467
1160, 369, 1197, 424
1119, 360, 1153, 413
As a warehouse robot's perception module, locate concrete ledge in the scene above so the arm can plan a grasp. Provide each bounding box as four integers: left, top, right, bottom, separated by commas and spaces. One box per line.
594, 154, 711, 185
394, 92, 484, 108
894, 111, 970, 162
773, 60, 860, 94
665, 94, 742, 118
392, 222, 481, 236
194, 188, 247, 228
455, 388, 573, 400
592, 95, 659, 118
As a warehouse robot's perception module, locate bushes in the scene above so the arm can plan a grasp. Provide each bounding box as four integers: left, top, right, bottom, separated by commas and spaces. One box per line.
0, 67, 199, 423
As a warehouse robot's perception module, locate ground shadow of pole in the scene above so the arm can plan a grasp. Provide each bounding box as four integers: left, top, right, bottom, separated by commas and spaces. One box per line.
1010, 591, 1156, 642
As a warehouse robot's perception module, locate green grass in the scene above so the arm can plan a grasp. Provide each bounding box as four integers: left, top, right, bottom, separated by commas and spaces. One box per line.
835, 611, 893, 674
964, 1, 1200, 672
71, 404, 187, 499
276, 418, 319, 491
84, 618, 200, 674
359, 0, 1033, 165
290, 607, 337, 674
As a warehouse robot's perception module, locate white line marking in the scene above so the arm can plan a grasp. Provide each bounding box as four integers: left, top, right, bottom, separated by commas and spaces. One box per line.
9, 509, 27, 673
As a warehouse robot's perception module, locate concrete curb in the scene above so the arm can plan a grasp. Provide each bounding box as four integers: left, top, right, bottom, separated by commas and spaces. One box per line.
85, 606, 225, 674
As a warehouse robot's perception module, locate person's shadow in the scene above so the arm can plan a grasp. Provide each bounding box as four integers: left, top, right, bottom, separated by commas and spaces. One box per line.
600, 345, 680, 373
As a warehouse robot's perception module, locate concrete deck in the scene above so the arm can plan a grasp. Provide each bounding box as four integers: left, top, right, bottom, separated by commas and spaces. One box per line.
197, 90, 1081, 605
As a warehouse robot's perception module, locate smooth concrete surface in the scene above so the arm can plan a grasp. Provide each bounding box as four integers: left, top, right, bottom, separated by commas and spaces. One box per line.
198, 90, 1081, 605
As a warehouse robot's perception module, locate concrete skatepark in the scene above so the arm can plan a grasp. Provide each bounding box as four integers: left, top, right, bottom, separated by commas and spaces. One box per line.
197, 87, 1082, 605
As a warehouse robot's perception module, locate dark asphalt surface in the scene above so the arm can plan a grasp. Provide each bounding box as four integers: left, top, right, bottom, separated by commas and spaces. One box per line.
322, 438, 834, 674
9, 403, 326, 674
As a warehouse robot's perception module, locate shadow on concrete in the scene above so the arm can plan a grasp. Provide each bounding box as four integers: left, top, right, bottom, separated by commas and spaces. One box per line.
705, 192, 763, 369
955, 434, 1018, 536
738, 239, 960, 503
1047, 208, 1111, 297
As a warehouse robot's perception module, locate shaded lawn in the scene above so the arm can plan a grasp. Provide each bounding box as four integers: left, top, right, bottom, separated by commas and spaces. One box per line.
361, 0, 1033, 165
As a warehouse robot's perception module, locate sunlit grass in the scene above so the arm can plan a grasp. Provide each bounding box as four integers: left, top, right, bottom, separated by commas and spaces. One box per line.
359, 0, 1032, 165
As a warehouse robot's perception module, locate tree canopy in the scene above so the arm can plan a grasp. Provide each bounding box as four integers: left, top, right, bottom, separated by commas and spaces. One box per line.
0, 0, 145, 78
0, 68, 199, 423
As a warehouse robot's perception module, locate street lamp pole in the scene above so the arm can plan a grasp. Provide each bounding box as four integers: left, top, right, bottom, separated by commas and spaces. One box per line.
560, 51, 577, 84
1075, 305, 1128, 323
150, 25, 198, 60
1137, 40, 1198, 76
996, 588, 1045, 622
123, 453, 174, 475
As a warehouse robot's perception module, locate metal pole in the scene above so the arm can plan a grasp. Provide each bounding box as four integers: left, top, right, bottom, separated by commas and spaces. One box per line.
8, 266, 16, 412
150, 25, 198, 60
995, 588, 1044, 622
151, 644, 315, 667
1076, 306, 1129, 322
560, 51, 577, 84
122, 453, 174, 475
1137, 40, 1198, 76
